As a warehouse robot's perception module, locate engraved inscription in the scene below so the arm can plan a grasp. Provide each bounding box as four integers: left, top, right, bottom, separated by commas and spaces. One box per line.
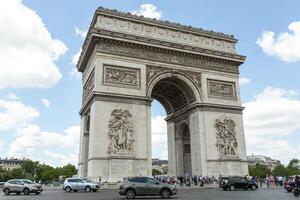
208, 79, 236, 100
104, 65, 140, 89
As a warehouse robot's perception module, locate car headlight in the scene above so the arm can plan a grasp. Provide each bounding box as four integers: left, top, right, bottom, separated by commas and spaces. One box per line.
224, 180, 228, 183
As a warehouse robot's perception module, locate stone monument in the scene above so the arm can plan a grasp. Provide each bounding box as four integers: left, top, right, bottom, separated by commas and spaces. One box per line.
77, 7, 248, 182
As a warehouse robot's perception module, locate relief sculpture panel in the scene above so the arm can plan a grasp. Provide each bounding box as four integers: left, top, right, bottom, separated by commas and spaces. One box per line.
215, 117, 239, 159
107, 109, 135, 154
104, 65, 140, 89
82, 71, 94, 102
208, 79, 236, 100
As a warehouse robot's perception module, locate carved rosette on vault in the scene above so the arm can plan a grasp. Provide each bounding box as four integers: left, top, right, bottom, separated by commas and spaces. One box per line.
107, 109, 135, 154
215, 117, 239, 159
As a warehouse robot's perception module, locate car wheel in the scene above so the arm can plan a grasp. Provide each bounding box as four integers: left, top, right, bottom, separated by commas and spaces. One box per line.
125, 189, 135, 199
229, 185, 235, 191
85, 186, 91, 192
244, 187, 248, 190
65, 186, 72, 193
17, 192, 21, 195
294, 191, 299, 197
73, 190, 78, 192
223, 187, 227, 191
251, 185, 256, 190
161, 189, 170, 199
23, 188, 30, 195
4, 188, 10, 195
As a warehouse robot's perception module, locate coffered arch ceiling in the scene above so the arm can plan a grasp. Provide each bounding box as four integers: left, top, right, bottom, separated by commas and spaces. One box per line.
151, 77, 196, 115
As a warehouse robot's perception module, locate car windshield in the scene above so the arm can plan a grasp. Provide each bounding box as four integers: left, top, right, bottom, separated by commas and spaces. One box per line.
22, 180, 33, 184
82, 178, 93, 183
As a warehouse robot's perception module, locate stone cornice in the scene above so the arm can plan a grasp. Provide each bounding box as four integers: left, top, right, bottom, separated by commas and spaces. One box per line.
78, 36, 244, 74
97, 7, 236, 41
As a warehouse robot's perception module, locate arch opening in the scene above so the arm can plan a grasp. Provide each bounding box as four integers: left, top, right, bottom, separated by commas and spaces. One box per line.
150, 77, 196, 115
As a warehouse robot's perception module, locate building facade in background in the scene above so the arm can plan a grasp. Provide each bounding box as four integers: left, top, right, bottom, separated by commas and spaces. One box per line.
77, 7, 248, 182
247, 154, 281, 171
0, 158, 26, 171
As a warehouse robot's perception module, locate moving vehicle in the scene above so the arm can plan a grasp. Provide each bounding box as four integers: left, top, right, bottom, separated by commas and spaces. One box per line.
119, 176, 177, 199
63, 178, 100, 192
284, 176, 299, 192
219, 176, 258, 191
2, 179, 43, 195
294, 187, 300, 197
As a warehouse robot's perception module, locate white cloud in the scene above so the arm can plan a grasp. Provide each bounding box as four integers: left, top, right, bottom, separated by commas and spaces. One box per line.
0, 139, 4, 151
0, 98, 39, 130
6, 93, 18, 101
239, 77, 251, 86
44, 150, 78, 166
8, 125, 41, 158
132, 4, 162, 19
75, 27, 87, 39
40, 126, 80, 148
8, 125, 80, 166
70, 48, 82, 79
0, 0, 68, 89
151, 115, 168, 159
244, 87, 300, 164
41, 98, 50, 108
257, 21, 300, 62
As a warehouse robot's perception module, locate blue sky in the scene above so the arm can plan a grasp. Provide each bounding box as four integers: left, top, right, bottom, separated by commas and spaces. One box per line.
0, 0, 300, 166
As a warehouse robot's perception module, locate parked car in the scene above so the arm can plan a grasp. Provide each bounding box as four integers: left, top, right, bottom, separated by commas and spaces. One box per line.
219, 176, 258, 191
2, 179, 43, 195
63, 178, 100, 192
284, 176, 299, 192
119, 176, 177, 199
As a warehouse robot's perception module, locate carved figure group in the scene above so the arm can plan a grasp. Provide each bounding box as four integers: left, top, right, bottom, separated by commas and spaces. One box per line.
105, 67, 138, 86
107, 109, 135, 154
215, 117, 238, 156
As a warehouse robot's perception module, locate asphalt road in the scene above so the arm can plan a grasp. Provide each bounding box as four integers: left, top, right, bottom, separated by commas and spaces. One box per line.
0, 188, 297, 200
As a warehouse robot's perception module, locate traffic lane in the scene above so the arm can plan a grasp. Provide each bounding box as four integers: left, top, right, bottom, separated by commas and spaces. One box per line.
0, 188, 296, 200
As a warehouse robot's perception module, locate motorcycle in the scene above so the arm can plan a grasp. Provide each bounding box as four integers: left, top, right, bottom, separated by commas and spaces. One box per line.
294, 187, 300, 197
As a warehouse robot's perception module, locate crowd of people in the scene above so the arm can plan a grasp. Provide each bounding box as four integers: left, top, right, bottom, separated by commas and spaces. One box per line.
154, 175, 218, 187
153, 174, 300, 189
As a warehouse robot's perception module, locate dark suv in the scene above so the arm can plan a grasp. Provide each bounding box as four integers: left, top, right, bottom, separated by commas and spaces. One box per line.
119, 176, 177, 199
219, 176, 258, 191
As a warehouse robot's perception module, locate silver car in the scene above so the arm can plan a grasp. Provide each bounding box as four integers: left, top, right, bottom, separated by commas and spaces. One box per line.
2, 179, 43, 195
63, 178, 100, 192
119, 176, 177, 199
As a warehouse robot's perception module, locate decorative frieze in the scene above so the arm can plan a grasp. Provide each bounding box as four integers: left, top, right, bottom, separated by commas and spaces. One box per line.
215, 117, 238, 158
103, 65, 140, 89
96, 39, 239, 74
96, 14, 237, 54
107, 109, 135, 154
82, 71, 94, 102
207, 79, 236, 100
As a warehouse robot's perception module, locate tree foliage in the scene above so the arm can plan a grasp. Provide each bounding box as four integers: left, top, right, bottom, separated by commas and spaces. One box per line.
249, 159, 300, 178
0, 160, 77, 183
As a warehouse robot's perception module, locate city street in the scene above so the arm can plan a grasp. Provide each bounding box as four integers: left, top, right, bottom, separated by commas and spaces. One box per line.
0, 188, 296, 200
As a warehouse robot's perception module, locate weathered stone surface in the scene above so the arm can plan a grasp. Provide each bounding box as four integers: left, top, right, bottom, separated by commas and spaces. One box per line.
77, 7, 248, 181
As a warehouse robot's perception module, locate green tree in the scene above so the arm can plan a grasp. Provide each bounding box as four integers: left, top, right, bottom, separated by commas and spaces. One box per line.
286, 159, 300, 176
272, 164, 288, 177
152, 169, 162, 176
249, 163, 271, 178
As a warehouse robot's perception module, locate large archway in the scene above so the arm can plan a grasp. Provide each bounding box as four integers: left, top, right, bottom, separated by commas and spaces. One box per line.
149, 75, 198, 177
77, 7, 249, 182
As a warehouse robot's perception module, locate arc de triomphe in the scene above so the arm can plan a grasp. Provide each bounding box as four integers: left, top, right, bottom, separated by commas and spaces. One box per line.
77, 7, 248, 181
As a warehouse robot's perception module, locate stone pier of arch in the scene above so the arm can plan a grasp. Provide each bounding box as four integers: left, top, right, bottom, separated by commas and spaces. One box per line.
76, 7, 249, 182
